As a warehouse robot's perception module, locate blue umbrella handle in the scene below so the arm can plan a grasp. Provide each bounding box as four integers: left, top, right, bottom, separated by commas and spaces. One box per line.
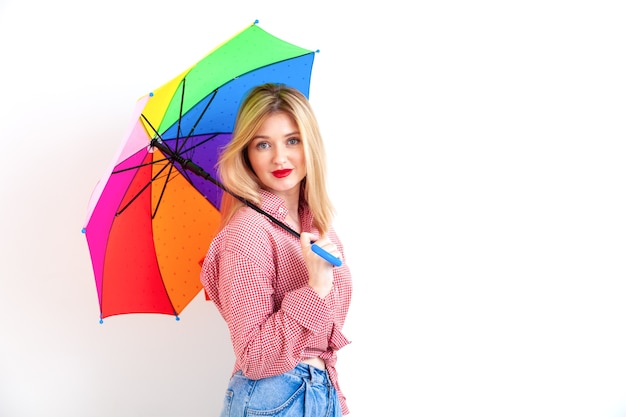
311, 243, 343, 267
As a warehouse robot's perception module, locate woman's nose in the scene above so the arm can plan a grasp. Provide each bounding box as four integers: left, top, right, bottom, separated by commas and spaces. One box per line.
272, 145, 288, 164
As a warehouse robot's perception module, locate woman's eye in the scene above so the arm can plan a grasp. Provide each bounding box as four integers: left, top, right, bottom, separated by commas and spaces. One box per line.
256, 142, 269, 150
287, 138, 300, 145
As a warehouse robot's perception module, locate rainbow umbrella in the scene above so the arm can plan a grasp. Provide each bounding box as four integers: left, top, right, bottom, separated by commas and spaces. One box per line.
82, 21, 317, 322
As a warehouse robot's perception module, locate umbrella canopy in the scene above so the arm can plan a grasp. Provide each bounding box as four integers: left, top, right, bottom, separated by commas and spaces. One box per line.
82, 21, 316, 321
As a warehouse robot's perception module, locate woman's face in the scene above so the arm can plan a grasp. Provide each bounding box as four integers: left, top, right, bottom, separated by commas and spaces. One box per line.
246, 111, 306, 201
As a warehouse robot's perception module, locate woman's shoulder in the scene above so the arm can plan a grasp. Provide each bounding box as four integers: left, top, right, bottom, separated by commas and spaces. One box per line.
223, 206, 274, 242
215, 207, 279, 268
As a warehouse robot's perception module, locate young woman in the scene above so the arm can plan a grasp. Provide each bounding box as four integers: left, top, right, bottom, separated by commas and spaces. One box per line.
201, 83, 352, 416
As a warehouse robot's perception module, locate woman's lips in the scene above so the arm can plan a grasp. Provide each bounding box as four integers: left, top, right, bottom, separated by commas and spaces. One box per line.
272, 169, 292, 178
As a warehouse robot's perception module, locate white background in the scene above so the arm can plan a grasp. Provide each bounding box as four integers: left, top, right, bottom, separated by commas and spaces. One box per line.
1, 1, 626, 416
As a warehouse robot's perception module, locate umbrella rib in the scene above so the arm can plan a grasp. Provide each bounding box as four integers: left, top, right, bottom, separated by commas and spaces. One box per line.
142, 114, 167, 148
182, 89, 218, 144
175, 78, 186, 153
112, 156, 172, 175
175, 132, 222, 163
116, 160, 173, 216
172, 86, 219, 159
152, 161, 177, 219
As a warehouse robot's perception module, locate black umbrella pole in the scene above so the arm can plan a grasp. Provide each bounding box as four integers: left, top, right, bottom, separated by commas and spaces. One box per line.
150, 140, 226, 193
150, 140, 298, 236
151, 140, 342, 267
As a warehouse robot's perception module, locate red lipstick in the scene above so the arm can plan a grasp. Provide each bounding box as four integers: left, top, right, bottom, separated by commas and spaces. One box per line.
272, 169, 292, 178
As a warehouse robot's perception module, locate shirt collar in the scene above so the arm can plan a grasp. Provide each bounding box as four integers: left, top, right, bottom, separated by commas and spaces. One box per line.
258, 189, 290, 222
257, 189, 316, 235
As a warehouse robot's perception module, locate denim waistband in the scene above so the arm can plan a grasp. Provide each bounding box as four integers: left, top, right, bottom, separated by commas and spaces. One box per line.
289, 362, 330, 386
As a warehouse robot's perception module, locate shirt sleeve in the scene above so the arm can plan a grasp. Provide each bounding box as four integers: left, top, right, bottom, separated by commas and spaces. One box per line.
217, 225, 332, 380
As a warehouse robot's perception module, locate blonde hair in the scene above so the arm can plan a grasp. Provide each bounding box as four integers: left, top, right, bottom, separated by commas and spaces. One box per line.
217, 83, 334, 234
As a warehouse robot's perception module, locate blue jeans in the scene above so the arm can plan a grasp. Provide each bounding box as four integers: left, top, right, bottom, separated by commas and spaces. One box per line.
218, 363, 342, 417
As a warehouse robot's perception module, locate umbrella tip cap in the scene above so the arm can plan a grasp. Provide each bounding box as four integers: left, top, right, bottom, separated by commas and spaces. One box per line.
175, 315, 180, 321
149, 92, 154, 97
254, 19, 259, 24
81, 227, 86, 234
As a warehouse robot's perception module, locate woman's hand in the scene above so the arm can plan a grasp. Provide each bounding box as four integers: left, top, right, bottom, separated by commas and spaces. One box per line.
300, 232, 341, 298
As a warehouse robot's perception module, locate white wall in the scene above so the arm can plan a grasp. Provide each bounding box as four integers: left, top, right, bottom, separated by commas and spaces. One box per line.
1, 1, 626, 416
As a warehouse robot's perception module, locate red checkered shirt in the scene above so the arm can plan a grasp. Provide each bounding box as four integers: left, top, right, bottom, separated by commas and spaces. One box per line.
201, 190, 353, 414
